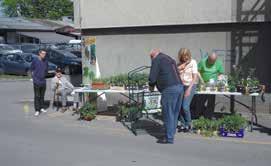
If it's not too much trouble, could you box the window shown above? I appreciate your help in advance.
[24,55,33,63]
[6,54,15,61]
[14,54,24,62]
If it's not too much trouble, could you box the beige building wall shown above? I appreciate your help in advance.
[74,0,232,29]
[74,0,270,29]
[95,32,229,77]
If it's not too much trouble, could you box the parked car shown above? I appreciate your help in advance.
[21,53,57,76]
[45,48,81,74]
[12,44,40,53]
[0,44,23,54]
[0,53,31,76]
[55,43,82,58]
[0,53,57,76]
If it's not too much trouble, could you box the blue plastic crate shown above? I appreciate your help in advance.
[219,128,244,138]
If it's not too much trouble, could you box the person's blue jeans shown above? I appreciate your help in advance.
[180,85,197,128]
[161,84,184,143]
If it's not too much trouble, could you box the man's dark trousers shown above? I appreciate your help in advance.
[33,83,46,112]
[161,84,184,143]
[196,94,216,119]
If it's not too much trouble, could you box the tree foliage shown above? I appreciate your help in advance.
[1,0,73,20]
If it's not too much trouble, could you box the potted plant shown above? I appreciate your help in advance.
[235,78,246,94]
[219,114,247,138]
[116,101,142,122]
[127,105,141,122]
[108,74,128,90]
[246,75,261,94]
[116,101,129,121]
[216,80,226,92]
[192,116,218,136]
[92,78,110,90]
[79,103,97,121]
[229,65,245,93]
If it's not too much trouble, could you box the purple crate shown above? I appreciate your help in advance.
[219,128,244,138]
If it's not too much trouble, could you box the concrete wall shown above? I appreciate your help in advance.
[95,32,229,77]
[74,0,270,29]
[75,0,232,28]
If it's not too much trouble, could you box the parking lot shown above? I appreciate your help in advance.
[0,43,81,76]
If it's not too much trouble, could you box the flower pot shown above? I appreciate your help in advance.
[236,85,246,94]
[218,87,226,92]
[219,128,244,138]
[92,82,109,90]
[83,116,95,121]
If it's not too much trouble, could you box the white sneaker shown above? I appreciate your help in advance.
[34,111,40,116]
[40,108,47,113]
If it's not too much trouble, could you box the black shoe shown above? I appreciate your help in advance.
[183,126,192,133]
[177,126,185,133]
[156,138,174,144]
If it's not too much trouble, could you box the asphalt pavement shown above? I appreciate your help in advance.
[0,79,271,166]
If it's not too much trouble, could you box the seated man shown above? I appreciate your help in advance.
[51,68,74,111]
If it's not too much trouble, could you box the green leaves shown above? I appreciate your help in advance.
[221,114,247,132]
[192,115,248,136]
[2,0,73,19]
[193,116,221,131]
[79,102,97,120]
[107,73,148,87]
[117,102,141,121]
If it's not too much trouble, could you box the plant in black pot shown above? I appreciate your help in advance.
[79,103,97,121]
[228,75,237,92]
[236,78,247,94]
[230,65,246,93]
[246,68,261,94]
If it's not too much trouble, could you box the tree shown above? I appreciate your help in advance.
[1,0,73,20]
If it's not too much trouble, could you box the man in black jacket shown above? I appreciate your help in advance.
[149,49,184,144]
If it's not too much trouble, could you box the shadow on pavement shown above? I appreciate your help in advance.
[253,124,271,136]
